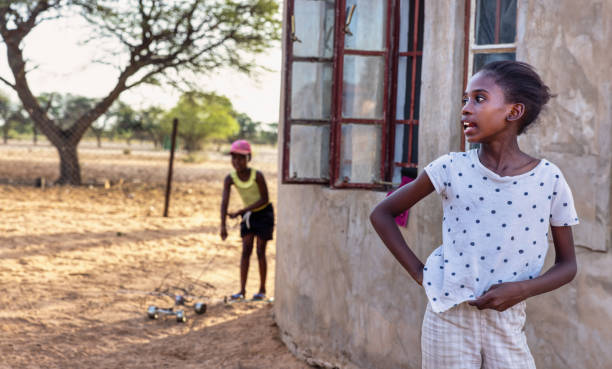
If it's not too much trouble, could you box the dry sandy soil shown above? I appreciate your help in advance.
[0,141,312,369]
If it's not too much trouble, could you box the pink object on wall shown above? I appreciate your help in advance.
[386,176,414,227]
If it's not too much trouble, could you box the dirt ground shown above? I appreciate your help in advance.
[0,141,311,369]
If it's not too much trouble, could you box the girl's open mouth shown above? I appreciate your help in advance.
[463,121,477,135]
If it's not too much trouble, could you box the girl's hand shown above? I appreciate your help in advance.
[468,281,527,311]
[220,226,228,240]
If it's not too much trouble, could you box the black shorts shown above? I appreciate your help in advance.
[240,203,274,241]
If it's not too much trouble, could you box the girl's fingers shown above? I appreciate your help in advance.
[468,296,489,309]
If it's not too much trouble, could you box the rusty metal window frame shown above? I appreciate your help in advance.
[282,0,425,189]
[387,0,424,185]
[282,0,333,184]
[462,0,517,151]
[332,0,393,189]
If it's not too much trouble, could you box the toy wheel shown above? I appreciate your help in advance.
[194,302,207,314]
[176,310,186,323]
[147,306,159,320]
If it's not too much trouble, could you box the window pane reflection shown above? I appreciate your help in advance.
[289,124,330,179]
[396,56,422,120]
[499,0,517,43]
[342,55,385,119]
[339,124,381,183]
[392,124,418,183]
[476,0,516,45]
[398,0,411,52]
[399,0,424,52]
[294,0,335,57]
[344,0,386,51]
[291,62,333,120]
[475,0,496,45]
[473,52,515,73]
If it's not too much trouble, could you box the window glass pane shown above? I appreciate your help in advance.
[396,57,408,120]
[475,0,496,45]
[473,52,515,73]
[398,0,411,52]
[410,123,419,165]
[392,124,418,183]
[289,124,330,179]
[400,0,424,52]
[499,0,517,44]
[339,124,381,183]
[342,55,385,119]
[396,56,422,120]
[413,56,422,120]
[291,61,333,120]
[344,0,387,51]
[416,0,425,51]
[294,0,335,57]
[392,124,406,183]
[392,165,418,185]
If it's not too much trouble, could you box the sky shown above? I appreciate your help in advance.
[0,12,282,123]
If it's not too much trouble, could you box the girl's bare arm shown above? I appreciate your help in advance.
[370,171,436,285]
[220,175,232,240]
[469,226,577,311]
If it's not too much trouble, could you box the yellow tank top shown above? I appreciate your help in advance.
[230,169,268,212]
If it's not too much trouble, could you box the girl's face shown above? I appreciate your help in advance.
[231,153,249,171]
[461,72,516,143]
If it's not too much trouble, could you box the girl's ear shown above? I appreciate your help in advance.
[506,103,525,122]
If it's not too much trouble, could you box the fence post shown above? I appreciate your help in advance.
[163,118,179,217]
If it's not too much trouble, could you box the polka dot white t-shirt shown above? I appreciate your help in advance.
[422,149,579,313]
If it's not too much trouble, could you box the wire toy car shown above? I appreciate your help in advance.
[147,292,207,323]
[144,269,213,323]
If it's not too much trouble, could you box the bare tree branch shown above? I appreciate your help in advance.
[0,75,16,90]
[0,0,281,184]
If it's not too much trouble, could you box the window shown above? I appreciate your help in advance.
[462,0,517,150]
[393,0,424,183]
[283,0,424,188]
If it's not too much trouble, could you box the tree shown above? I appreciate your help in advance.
[140,106,165,148]
[259,121,278,144]
[234,112,261,140]
[0,0,280,184]
[7,105,33,142]
[0,92,32,143]
[164,91,239,152]
[0,90,10,143]
[109,101,142,145]
[231,113,278,144]
[89,112,111,148]
[38,93,97,130]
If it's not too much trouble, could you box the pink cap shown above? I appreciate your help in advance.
[230,139,251,155]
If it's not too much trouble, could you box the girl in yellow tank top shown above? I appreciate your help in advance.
[220,140,274,301]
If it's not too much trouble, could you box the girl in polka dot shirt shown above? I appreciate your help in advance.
[370,61,578,368]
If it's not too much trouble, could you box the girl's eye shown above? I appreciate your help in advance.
[462,97,468,104]
[476,95,485,103]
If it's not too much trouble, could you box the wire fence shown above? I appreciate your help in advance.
[0,137,218,188]
[0,136,278,190]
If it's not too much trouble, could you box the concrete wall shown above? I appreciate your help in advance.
[275,0,612,368]
[516,1,612,368]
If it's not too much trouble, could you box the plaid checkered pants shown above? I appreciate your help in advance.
[421,301,536,369]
